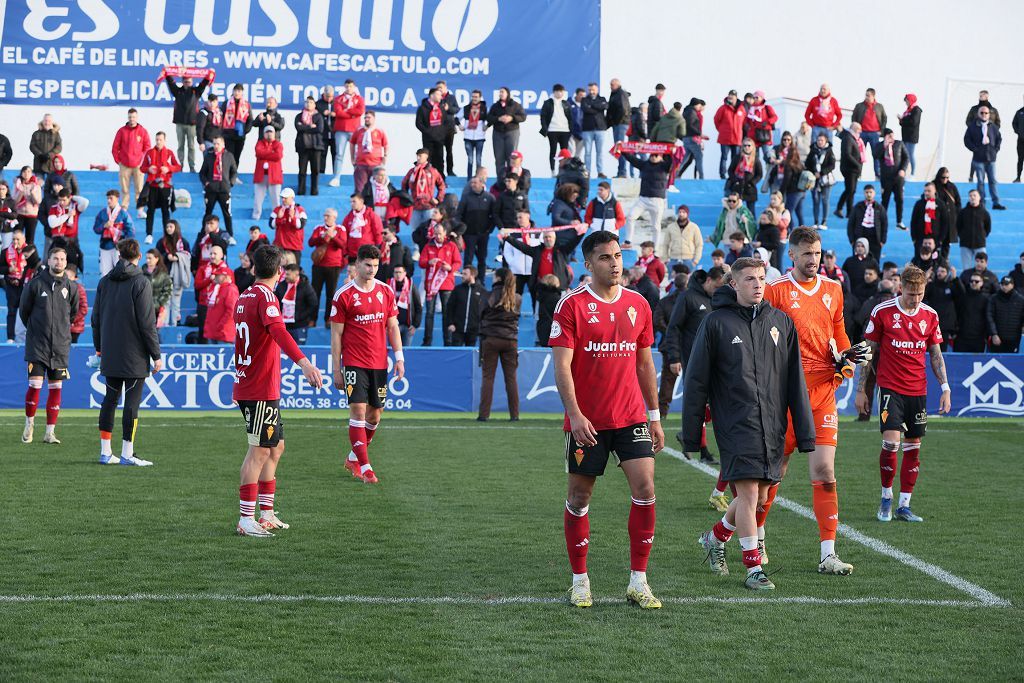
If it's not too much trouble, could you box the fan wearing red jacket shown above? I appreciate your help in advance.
[47,189,89,272]
[140,131,182,241]
[111,108,151,212]
[308,208,348,325]
[204,270,240,343]
[270,187,307,264]
[329,79,366,185]
[194,243,232,343]
[67,264,88,342]
[418,221,462,347]
[341,193,383,264]
[401,149,446,231]
[804,84,843,141]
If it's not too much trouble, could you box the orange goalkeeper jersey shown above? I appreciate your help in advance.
[765,273,851,384]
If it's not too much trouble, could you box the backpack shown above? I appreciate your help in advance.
[798,170,816,192]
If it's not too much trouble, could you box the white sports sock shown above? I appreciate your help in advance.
[712,486,725,496]
[25,416,34,425]
[739,536,761,575]
[821,539,835,561]
[721,517,736,532]
[360,463,373,474]
[347,451,357,462]
[757,526,765,541]
[121,440,133,459]
[881,486,893,500]
[44,424,55,437]
[100,438,112,456]
[629,570,647,586]
[898,492,912,508]
[572,572,589,584]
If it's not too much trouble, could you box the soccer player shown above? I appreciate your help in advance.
[20,246,78,445]
[856,265,950,523]
[686,258,814,590]
[549,230,665,609]
[234,245,324,537]
[330,244,405,484]
[763,226,868,575]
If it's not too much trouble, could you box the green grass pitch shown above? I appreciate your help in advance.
[1,410,1019,680]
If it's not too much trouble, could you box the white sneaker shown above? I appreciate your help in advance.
[137,208,147,219]
[98,453,120,465]
[237,516,274,537]
[144,235,153,245]
[43,431,61,445]
[568,579,592,608]
[667,185,680,193]
[818,553,854,575]
[21,418,33,444]
[228,236,237,246]
[119,455,153,466]
[251,213,261,221]
[259,510,290,530]
[328,177,341,187]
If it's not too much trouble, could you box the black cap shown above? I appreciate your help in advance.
[824,249,837,258]
[1001,276,1013,284]
[728,89,738,96]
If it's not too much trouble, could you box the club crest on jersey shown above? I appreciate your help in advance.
[822,293,833,310]
[353,293,362,306]
[627,306,637,326]
[266,305,280,317]
[770,326,779,346]
[266,426,274,441]
[574,448,585,465]
[881,409,889,423]
[892,313,901,329]
[588,302,598,313]
[376,291,384,304]
[918,320,928,334]
[790,289,799,299]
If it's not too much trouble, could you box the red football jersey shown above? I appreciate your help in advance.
[233,283,287,401]
[864,298,942,396]
[330,279,398,370]
[548,285,654,431]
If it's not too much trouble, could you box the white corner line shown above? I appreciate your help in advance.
[661,446,1012,608]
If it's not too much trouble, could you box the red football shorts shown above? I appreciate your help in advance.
[785,375,839,455]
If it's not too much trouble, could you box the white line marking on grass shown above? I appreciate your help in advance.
[0,593,1002,608]
[661,446,1012,608]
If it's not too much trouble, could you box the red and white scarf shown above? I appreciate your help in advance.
[856,136,866,163]
[361,127,376,152]
[389,278,410,309]
[885,142,894,166]
[349,209,367,239]
[923,199,937,235]
[372,180,389,207]
[105,205,124,242]
[411,164,433,202]
[339,92,357,113]
[466,103,482,129]
[213,151,223,181]
[429,102,442,127]
[281,281,297,323]
[425,241,448,300]
[736,154,753,176]
[157,66,215,83]
[637,253,656,270]
[301,109,314,126]
[6,245,25,280]
[223,97,250,128]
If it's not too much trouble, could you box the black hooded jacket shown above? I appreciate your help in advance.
[20,267,78,369]
[92,260,161,378]
[682,286,814,480]
[663,271,715,365]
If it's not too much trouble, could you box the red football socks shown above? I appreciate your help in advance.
[880,443,899,489]
[900,442,921,493]
[25,385,40,418]
[755,483,779,528]
[712,519,734,544]
[812,480,839,541]
[628,497,656,571]
[365,421,378,445]
[258,479,276,511]
[349,419,368,466]
[45,383,62,426]
[564,503,590,574]
[239,483,258,518]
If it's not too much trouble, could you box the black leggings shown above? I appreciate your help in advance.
[311,264,341,324]
[547,132,571,172]
[99,376,146,443]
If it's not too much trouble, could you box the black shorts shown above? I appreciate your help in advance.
[27,362,69,381]
[238,400,284,448]
[345,366,388,408]
[878,387,927,439]
[564,422,654,477]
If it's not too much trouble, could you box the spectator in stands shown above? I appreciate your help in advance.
[457,175,495,275]
[766,130,793,194]
[253,96,285,139]
[0,182,18,249]
[646,83,667,130]
[658,204,702,270]
[316,86,337,179]
[960,252,999,295]
[65,263,87,342]
[714,89,746,180]
[111,108,151,215]
[628,264,661,311]
[710,192,756,246]
[956,271,991,352]
[402,149,446,230]
[2,229,38,341]
[328,79,365,186]
[246,224,270,255]
[607,79,632,178]
[377,226,413,283]
[196,94,222,151]
[388,264,420,345]
[294,96,325,196]
[234,251,255,292]
[164,71,210,173]
[852,88,886,176]
[957,189,991,270]
[44,155,79,207]
[534,273,562,347]
[419,221,462,346]
[540,85,572,175]
[93,190,134,276]
[726,139,763,216]
[569,88,586,160]
[308,208,346,325]
[805,83,842,141]
[754,203,784,270]
[156,219,191,326]
[842,238,878,292]
[29,114,61,176]
[911,237,940,277]
[0,132,9,180]
[585,181,625,235]
[780,146,807,226]
[754,247,782,281]
[362,166,397,222]
[794,121,814,161]
[555,149,590,207]
[724,231,753,266]
[806,132,836,228]
[678,98,708,180]
[910,182,949,253]
[47,189,88,274]
[986,276,1024,353]
[652,269,684,408]
[350,112,388,193]
[487,87,526,171]
[1014,95,1024,183]
[444,266,484,346]
[649,101,686,147]
[834,122,864,219]
[273,263,316,344]
[745,90,778,165]
[933,167,961,259]
[628,103,648,178]
[199,137,237,242]
[435,81,461,178]
[342,193,383,264]
[141,132,182,244]
[416,87,450,176]
[579,82,609,179]
[477,268,520,421]
[220,84,253,173]
[92,239,161,465]
[502,224,585,297]
[201,270,238,344]
[852,262,882,315]
[194,242,231,344]
[663,265,725,419]
[497,151,532,196]
[13,168,42,249]
[874,128,909,229]
[622,150,672,247]
[1009,251,1024,290]
[191,214,228,277]
[898,94,922,176]
[638,241,666,287]
[547,182,581,248]
[493,173,529,230]
[270,187,307,265]
[925,262,962,351]
[966,90,1001,127]
[847,184,886,261]
[143,248,172,327]
[251,126,284,221]
[964,105,1006,210]
[710,249,727,272]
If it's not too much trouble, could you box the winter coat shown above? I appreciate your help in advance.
[649,109,686,143]
[955,288,990,348]
[623,153,672,199]
[805,145,836,185]
[631,276,661,312]
[682,286,815,477]
[0,133,12,170]
[966,101,1001,127]
[294,111,325,152]
[682,104,703,138]
[658,218,702,262]
[165,76,209,125]
[392,279,423,328]
[585,195,625,233]
[647,96,666,131]
[727,155,764,203]
[274,275,317,330]
[141,147,182,187]
[419,239,463,292]
[629,107,648,141]
[444,281,486,335]
[111,123,152,168]
[711,205,757,245]
[253,108,285,135]
[607,88,631,126]
[1013,106,1024,137]
[964,120,1001,163]
[847,200,888,246]
[874,140,910,179]
[925,276,964,339]
[960,268,999,296]
[504,229,584,291]
[837,129,864,174]
[497,165,532,196]
[957,203,991,250]
[852,101,888,132]
[935,181,962,241]
[253,139,284,185]
[29,125,62,174]
[307,224,347,268]
[744,102,778,146]
[986,290,1024,340]
[71,281,88,335]
[555,158,590,207]
[91,260,161,378]
[486,99,527,133]
[146,268,172,311]
[899,106,922,144]
[804,95,842,129]
[199,149,238,194]
[1010,264,1024,291]
[401,163,446,211]
[841,255,879,302]
[20,267,78,369]
[535,282,563,347]
[333,91,366,133]
[714,100,746,146]
[663,272,714,364]
[581,95,608,131]
[457,188,496,236]
[547,197,580,227]
[539,98,572,136]
[92,205,135,250]
[376,236,414,282]
[416,99,450,142]
[910,198,950,246]
[204,281,239,343]
[494,190,530,230]
[478,287,521,340]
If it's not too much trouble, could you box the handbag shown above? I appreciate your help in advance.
[822,171,837,187]
[799,170,816,192]
[754,127,772,145]
[311,244,328,265]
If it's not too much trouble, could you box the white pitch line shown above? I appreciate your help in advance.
[0,593,999,608]
[661,446,1012,608]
